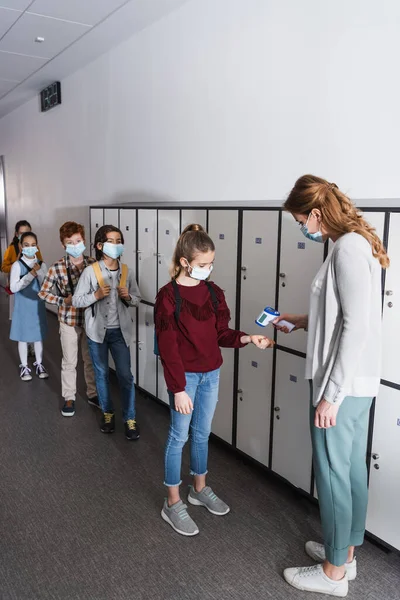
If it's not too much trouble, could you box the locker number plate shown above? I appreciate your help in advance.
[255,238,262,244]
[397,418,400,426]
[251,361,258,368]
[145,227,149,232]
[290,374,297,383]
[166,230,170,235]
[145,321,150,327]
[297,242,305,249]
[219,234,225,240]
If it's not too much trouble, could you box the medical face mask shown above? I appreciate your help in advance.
[22,246,38,258]
[103,242,124,259]
[300,213,325,244]
[66,241,86,259]
[187,262,214,281]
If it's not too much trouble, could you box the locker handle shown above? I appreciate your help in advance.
[138,341,144,345]
[372,453,380,460]
[274,407,280,412]
[279,272,286,278]
[241,267,247,271]
[237,389,243,394]
[385,290,393,296]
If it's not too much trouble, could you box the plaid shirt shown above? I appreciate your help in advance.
[39,255,95,327]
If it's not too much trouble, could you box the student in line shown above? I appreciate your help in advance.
[39,222,98,417]
[274,175,388,598]
[155,224,274,537]
[73,225,141,440]
[10,231,49,381]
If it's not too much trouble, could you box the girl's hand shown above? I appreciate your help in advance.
[32,263,40,272]
[314,399,339,429]
[118,286,130,300]
[174,391,194,415]
[95,285,111,300]
[273,313,308,333]
[249,335,275,350]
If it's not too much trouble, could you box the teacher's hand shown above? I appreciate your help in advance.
[314,399,339,429]
[273,313,308,333]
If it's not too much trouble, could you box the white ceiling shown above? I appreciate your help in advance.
[0,0,189,118]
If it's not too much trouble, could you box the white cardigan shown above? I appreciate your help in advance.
[306,232,382,407]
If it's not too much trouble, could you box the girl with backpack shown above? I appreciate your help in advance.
[72,225,141,440]
[9,231,49,381]
[155,224,274,536]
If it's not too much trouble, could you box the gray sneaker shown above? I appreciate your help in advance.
[188,485,230,516]
[161,500,199,536]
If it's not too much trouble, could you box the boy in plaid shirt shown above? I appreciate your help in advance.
[39,222,98,417]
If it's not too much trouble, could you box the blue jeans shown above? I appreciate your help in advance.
[164,369,220,487]
[87,328,135,421]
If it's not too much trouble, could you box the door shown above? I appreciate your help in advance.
[138,303,157,397]
[119,209,137,278]
[130,307,138,383]
[104,208,119,227]
[90,208,103,257]
[240,210,279,335]
[277,212,325,353]
[272,350,312,492]
[137,210,157,303]
[382,213,400,385]
[157,357,170,405]
[181,210,207,232]
[157,210,180,290]
[208,211,239,443]
[236,348,274,466]
[367,384,400,550]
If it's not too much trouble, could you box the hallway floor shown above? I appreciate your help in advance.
[0,292,399,600]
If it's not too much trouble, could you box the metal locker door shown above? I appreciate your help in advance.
[367,385,400,551]
[157,358,170,405]
[138,210,157,303]
[157,210,180,291]
[90,208,103,257]
[208,210,239,444]
[278,212,324,353]
[138,303,157,397]
[181,210,207,232]
[236,348,274,466]
[328,212,385,253]
[240,210,279,335]
[382,213,400,385]
[272,350,312,492]
[104,208,119,227]
[119,209,137,278]
[130,307,138,384]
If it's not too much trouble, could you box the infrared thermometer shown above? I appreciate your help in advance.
[255,307,296,332]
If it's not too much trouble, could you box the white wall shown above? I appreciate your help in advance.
[0,0,399,264]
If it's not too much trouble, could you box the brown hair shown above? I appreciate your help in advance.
[60,221,85,244]
[284,175,389,269]
[170,224,215,279]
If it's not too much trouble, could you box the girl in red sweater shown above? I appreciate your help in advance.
[155,224,274,536]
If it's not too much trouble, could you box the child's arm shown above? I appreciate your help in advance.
[127,272,141,307]
[10,261,35,293]
[72,266,98,308]
[155,286,186,394]
[38,265,66,306]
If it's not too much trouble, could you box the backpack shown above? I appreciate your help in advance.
[154,279,219,356]
[91,261,129,316]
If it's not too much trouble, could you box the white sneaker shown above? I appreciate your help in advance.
[283,564,348,597]
[34,362,49,379]
[305,541,357,581]
[19,365,32,382]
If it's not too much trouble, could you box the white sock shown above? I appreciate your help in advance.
[18,342,28,366]
[34,341,43,364]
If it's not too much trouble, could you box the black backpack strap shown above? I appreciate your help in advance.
[171,279,182,321]
[205,281,219,314]
[19,258,32,273]
[66,266,74,294]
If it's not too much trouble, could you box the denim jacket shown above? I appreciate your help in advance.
[72,260,141,346]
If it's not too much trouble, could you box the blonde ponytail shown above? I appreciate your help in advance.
[170,224,215,279]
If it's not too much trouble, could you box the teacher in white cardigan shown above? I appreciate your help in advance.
[275,175,389,598]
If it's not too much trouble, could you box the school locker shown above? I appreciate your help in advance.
[181,210,207,232]
[381,213,400,385]
[157,358,170,405]
[104,208,119,227]
[235,211,278,464]
[272,351,312,492]
[208,211,238,443]
[119,209,137,279]
[138,303,157,397]
[130,307,138,383]
[367,385,400,551]
[157,210,180,290]
[137,210,157,303]
[277,212,324,354]
[90,208,103,257]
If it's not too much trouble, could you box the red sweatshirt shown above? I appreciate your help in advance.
[155,280,248,393]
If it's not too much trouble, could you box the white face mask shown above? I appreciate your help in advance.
[186,262,213,281]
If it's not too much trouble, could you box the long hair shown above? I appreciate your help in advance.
[284,175,389,269]
[12,220,31,246]
[170,224,215,279]
[94,225,124,262]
